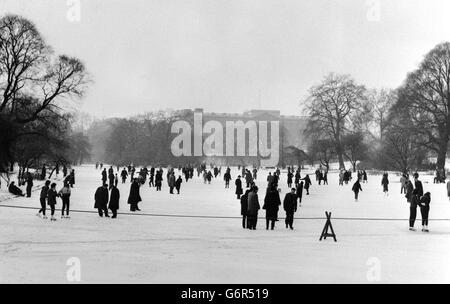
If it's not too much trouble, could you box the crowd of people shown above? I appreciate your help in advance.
[0,161,441,233]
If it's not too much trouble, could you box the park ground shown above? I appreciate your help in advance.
[1,165,450,283]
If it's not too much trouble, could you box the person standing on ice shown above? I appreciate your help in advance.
[296,181,304,206]
[301,175,312,195]
[175,175,183,194]
[58,182,71,219]
[26,171,33,198]
[127,178,142,212]
[37,180,50,219]
[287,170,293,188]
[419,192,431,232]
[263,184,281,230]
[352,179,362,202]
[283,188,298,230]
[413,173,423,197]
[224,170,231,188]
[247,186,260,230]
[108,170,115,190]
[381,173,389,196]
[400,174,407,194]
[102,168,107,185]
[108,184,120,219]
[240,188,250,229]
[235,175,243,199]
[408,189,420,231]
[94,183,109,217]
[168,172,176,194]
[47,183,58,221]
[121,168,128,184]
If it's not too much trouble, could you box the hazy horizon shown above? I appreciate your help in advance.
[2,0,450,119]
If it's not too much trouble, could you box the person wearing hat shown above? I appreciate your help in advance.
[247,186,260,230]
[283,188,298,230]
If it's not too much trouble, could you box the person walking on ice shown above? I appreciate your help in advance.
[37,180,50,219]
[58,182,71,219]
[109,184,120,219]
[419,192,431,232]
[381,173,389,196]
[352,179,362,202]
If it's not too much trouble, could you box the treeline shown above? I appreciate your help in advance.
[87,110,203,167]
[0,15,90,176]
[304,42,450,173]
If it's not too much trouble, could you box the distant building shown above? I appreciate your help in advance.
[182,108,309,167]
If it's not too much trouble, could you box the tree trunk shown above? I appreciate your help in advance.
[436,137,449,171]
[335,142,345,170]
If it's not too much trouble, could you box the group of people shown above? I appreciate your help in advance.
[37,179,72,221]
[405,173,431,232]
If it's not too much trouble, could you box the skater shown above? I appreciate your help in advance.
[419,192,431,232]
[235,176,243,199]
[413,173,423,197]
[128,178,142,212]
[263,184,281,230]
[155,170,163,191]
[283,188,298,230]
[38,180,50,218]
[26,172,33,197]
[175,175,183,194]
[247,186,260,230]
[109,184,120,219]
[296,181,304,206]
[47,183,58,221]
[58,182,71,219]
[102,168,107,184]
[69,169,75,188]
[121,168,128,184]
[94,183,109,217]
[240,188,250,229]
[224,170,232,188]
[400,174,407,194]
[108,171,115,190]
[352,179,362,202]
[63,165,68,177]
[168,172,176,194]
[114,173,119,187]
[408,189,420,231]
[381,173,389,196]
[287,171,293,188]
[8,181,24,196]
[301,175,312,195]
[323,171,328,185]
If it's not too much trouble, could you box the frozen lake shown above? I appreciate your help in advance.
[1,165,450,283]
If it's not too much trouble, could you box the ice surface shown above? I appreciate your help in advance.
[1,165,450,283]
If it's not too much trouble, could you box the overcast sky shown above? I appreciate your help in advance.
[1,0,450,118]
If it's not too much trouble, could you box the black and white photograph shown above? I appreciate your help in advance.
[1,0,450,289]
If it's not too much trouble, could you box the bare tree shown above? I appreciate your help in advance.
[303,73,367,170]
[308,138,335,172]
[0,15,89,171]
[395,42,450,171]
[342,132,368,172]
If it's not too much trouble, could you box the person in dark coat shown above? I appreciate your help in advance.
[301,175,312,195]
[69,169,75,188]
[409,189,420,231]
[175,176,183,194]
[108,184,120,219]
[240,189,250,229]
[247,186,260,230]
[47,183,58,221]
[8,181,24,196]
[108,171,115,190]
[102,168,107,184]
[94,183,109,217]
[419,192,431,232]
[127,178,142,212]
[263,185,281,230]
[168,173,176,194]
[62,165,68,177]
[121,168,128,184]
[413,173,423,197]
[235,176,243,199]
[224,171,232,188]
[287,171,293,188]
[352,180,362,202]
[37,180,50,218]
[26,172,33,197]
[155,171,163,191]
[381,173,389,196]
[296,181,304,206]
[283,188,298,230]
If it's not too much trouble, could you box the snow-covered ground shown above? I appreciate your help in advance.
[1,165,450,284]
